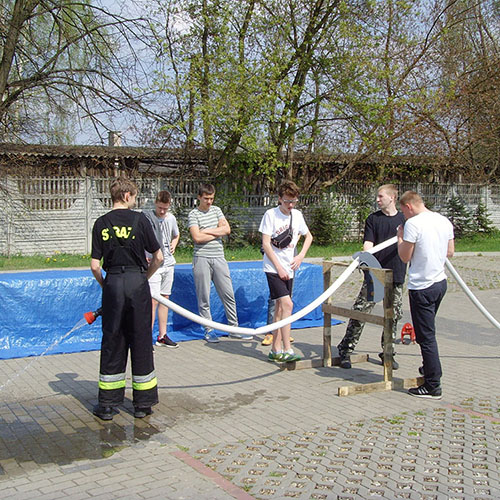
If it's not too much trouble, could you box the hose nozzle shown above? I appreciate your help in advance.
[84,307,102,325]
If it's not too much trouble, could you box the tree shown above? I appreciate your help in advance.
[0,0,164,143]
[146,0,500,185]
[413,0,500,181]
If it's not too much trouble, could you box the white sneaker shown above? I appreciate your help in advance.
[229,333,253,340]
[204,330,219,343]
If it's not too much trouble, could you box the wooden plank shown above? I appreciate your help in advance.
[338,381,392,396]
[279,358,325,371]
[393,376,425,389]
[323,265,333,366]
[337,376,425,396]
[381,269,394,382]
[322,261,350,273]
[322,304,385,326]
[279,354,369,371]
[331,353,368,366]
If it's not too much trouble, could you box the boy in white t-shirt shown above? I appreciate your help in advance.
[259,181,313,362]
[144,191,180,348]
[397,191,454,399]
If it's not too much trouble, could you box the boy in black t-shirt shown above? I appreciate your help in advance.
[337,184,407,369]
[90,177,163,420]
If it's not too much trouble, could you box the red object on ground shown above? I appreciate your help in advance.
[401,322,416,343]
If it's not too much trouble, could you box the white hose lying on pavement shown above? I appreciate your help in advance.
[153,235,500,335]
[152,236,397,336]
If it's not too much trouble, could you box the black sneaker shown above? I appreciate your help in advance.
[408,384,442,400]
[156,335,179,348]
[134,407,153,418]
[93,405,114,421]
[339,354,352,369]
[378,352,399,370]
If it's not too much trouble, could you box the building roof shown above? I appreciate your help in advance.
[0,143,207,161]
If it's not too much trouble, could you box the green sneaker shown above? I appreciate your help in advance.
[268,351,283,362]
[281,352,301,363]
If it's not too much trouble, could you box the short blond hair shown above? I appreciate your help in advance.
[400,190,423,206]
[378,184,398,199]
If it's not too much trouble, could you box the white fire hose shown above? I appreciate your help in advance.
[445,258,500,330]
[153,235,499,335]
[152,236,398,336]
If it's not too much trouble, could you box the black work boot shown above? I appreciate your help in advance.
[134,407,152,418]
[338,351,352,369]
[93,405,114,421]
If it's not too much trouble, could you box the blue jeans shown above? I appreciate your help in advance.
[409,279,447,391]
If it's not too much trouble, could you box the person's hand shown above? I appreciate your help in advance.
[277,265,290,281]
[291,255,303,271]
[397,224,404,238]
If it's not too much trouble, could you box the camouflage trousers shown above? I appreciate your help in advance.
[337,281,404,357]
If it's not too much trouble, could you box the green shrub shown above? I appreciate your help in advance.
[309,197,354,246]
[473,202,495,234]
[171,203,194,249]
[214,192,248,249]
[351,190,373,238]
[445,196,474,238]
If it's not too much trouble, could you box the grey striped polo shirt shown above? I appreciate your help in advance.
[188,205,226,258]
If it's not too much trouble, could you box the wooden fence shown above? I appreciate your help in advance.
[0,176,499,256]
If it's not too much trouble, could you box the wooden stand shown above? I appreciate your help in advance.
[282,261,423,396]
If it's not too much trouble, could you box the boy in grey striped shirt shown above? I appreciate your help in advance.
[188,183,251,343]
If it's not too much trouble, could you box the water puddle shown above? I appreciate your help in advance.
[0,318,88,392]
[0,401,170,475]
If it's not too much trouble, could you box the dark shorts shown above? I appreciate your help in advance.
[266,272,294,300]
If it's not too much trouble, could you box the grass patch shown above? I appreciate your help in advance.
[454,231,500,252]
[0,252,92,271]
[1,232,498,271]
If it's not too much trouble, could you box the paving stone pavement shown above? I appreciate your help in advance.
[0,253,499,499]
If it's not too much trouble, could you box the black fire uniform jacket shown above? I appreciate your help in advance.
[91,209,160,408]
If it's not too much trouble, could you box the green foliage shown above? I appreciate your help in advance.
[445,197,495,238]
[0,253,91,270]
[1,0,119,141]
[445,196,474,238]
[214,190,248,249]
[473,202,495,234]
[455,230,500,252]
[171,203,194,250]
[350,190,374,236]
[309,197,354,246]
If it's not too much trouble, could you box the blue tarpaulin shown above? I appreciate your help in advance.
[0,262,341,359]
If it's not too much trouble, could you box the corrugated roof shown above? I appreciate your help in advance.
[0,142,448,167]
[0,143,208,161]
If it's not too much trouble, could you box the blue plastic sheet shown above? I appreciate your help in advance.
[0,262,341,359]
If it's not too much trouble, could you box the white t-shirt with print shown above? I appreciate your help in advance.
[259,207,309,278]
[403,210,454,290]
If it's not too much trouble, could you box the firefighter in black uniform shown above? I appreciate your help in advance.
[90,177,163,420]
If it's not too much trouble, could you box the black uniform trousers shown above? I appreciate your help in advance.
[98,269,158,408]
